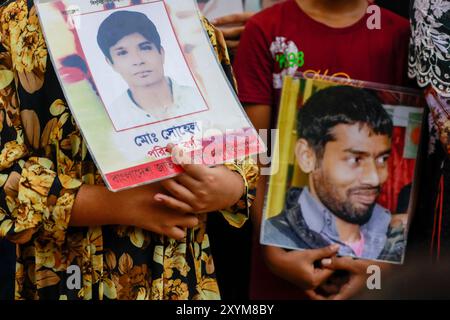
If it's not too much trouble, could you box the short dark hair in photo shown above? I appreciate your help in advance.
[97,10,162,62]
[297,85,393,157]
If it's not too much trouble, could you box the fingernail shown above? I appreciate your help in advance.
[331,244,340,251]
[322,258,332,266]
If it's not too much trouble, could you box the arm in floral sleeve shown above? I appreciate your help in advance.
[221,158,259,228]
[155,19,260,227]
[0,1,81,245]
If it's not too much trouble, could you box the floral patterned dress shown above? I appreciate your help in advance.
[0,0,258,300]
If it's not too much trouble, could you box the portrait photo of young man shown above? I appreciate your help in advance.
[262,86,406,263]
[87,8,207,131]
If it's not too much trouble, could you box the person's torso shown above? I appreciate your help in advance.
[247,0,410,111]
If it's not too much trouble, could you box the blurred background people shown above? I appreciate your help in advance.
[0,240,14,300]
[197,0,244,20]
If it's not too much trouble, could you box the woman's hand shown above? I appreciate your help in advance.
[154,162,245,214]
[319,256,392,300]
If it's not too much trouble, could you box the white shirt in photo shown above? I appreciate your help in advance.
[108,77,206,131]
[197,0,244,20]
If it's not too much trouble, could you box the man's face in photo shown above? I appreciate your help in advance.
[108,32,165,89]
[310,123,391,225]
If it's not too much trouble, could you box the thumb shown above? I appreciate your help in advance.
[329,276,364,300]
[305,289,329,301]
[308,244,340,260]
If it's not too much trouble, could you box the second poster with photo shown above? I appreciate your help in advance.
[261,75,425,264]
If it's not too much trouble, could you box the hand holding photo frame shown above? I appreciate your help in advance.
[261,74,425,264]
[35,0,264,191]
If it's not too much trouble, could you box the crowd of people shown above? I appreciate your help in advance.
[0,0,449,300]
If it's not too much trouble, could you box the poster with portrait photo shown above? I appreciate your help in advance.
[260,75,425,264]
[35,0,263,191]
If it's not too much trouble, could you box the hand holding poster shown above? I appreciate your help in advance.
[261,74,425,264]
[34,0,263,191]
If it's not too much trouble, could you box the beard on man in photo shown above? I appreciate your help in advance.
[312,167,380,226]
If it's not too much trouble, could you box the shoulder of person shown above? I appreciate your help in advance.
[265,188,302,232]
[373,203,393,221]
[171,80,205,109]
[0,0,19,9]
[383,219,407,260]
[263,214,299,247]
[366,203,393,235]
